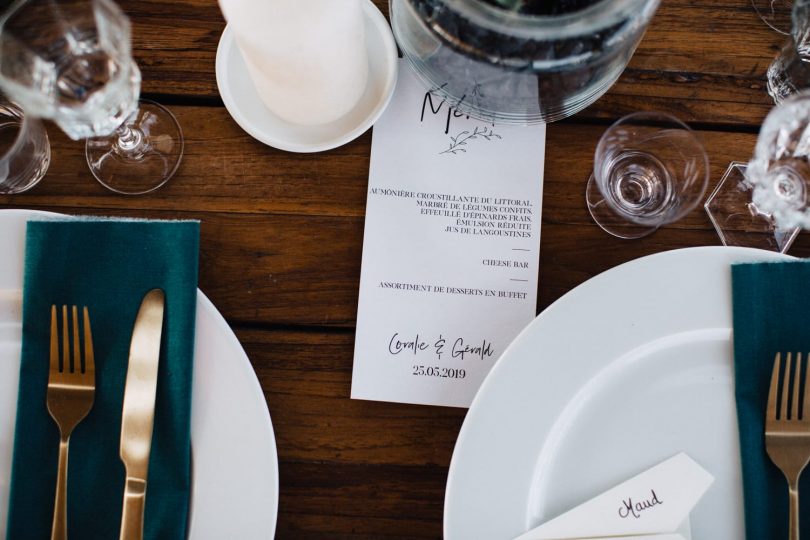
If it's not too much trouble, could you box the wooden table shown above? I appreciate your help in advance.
[1,1,805,537]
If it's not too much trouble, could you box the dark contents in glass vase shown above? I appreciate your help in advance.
[404,0,643,121]
[482,0,603,15]
[411,0,619,68]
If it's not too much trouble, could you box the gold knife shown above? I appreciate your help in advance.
[119,289,165,540]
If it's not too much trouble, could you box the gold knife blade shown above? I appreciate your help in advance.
[119,289,165,540]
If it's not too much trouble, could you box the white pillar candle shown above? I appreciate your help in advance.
[219,0,369,126]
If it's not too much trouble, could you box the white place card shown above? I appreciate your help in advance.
[514,453,715,540]
[351,61,546,407]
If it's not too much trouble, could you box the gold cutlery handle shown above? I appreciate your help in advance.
[790,483,799,540]
[51,437,69,540]
[119,477,146,540]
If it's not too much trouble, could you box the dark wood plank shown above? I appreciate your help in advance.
[589,0,781,124]
[243,328,465,465]
[5,108,803,327]
[0,109,759,222]
[277,461,447,539]
[240,327,459,538]
[125,0,784,125]
[1,109,372,217]
[0,205,366,327]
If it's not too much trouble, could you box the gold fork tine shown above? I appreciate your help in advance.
[61,305,69,373]
[50,306,59,373]
[768,352,781,423]
[83,307,93,375]
[793,353,802,420]
[802,354,810,423]
[71,306,80,374]
[783,352,793,421]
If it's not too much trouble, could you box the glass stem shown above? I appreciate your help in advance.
[115,122,144,154]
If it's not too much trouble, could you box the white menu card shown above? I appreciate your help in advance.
[352,61,546,408]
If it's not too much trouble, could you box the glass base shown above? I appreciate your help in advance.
[752,0,792,35]
[85,99,183,195]
[704,162,800,253]
[586,173,658,239]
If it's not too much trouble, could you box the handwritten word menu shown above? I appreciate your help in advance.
[351,62,546,407]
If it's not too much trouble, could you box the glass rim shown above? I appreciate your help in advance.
[595,111,702,168]
[438,0,661,40]
[0,98,39,163]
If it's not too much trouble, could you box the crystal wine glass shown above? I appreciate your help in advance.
[704,93,810,253]
[0,0,183,195]
[753,0,793,35]
[768,0,810,104]
[749,92,810,229]
[586,112,710,239]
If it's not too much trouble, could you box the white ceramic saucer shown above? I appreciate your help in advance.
[215,0,398,153]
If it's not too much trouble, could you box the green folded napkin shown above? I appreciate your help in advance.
[6,219,199,540]
[733,260,810,539]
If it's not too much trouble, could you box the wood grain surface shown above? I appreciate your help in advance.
[1,1,806,538]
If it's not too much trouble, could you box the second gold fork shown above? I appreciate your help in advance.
[766,351,810,540]
[46,305,96,540]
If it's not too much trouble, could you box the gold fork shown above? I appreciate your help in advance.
[766,352,810,540]
[46,305,95,540]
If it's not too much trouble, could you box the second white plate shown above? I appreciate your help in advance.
[444,246,791,540]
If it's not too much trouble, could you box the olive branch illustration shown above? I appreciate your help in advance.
[439,125,502,155]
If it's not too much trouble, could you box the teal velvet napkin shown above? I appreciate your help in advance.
[733,260,810,539]
[6,219,199,540]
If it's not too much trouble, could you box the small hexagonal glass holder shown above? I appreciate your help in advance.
[705,162,800,253]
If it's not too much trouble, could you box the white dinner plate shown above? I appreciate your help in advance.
[444,246,792,540]
[0,209,278,539]
[215,0,398,153]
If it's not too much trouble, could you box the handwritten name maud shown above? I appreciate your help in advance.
[618,489,663,519]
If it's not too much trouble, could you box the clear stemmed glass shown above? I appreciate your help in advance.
[704,93,810,253]
[753,0,793,35]
[768,0,810,104]
[0,0,183,195]
[749,92,810,229]
[586,112,710,239]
